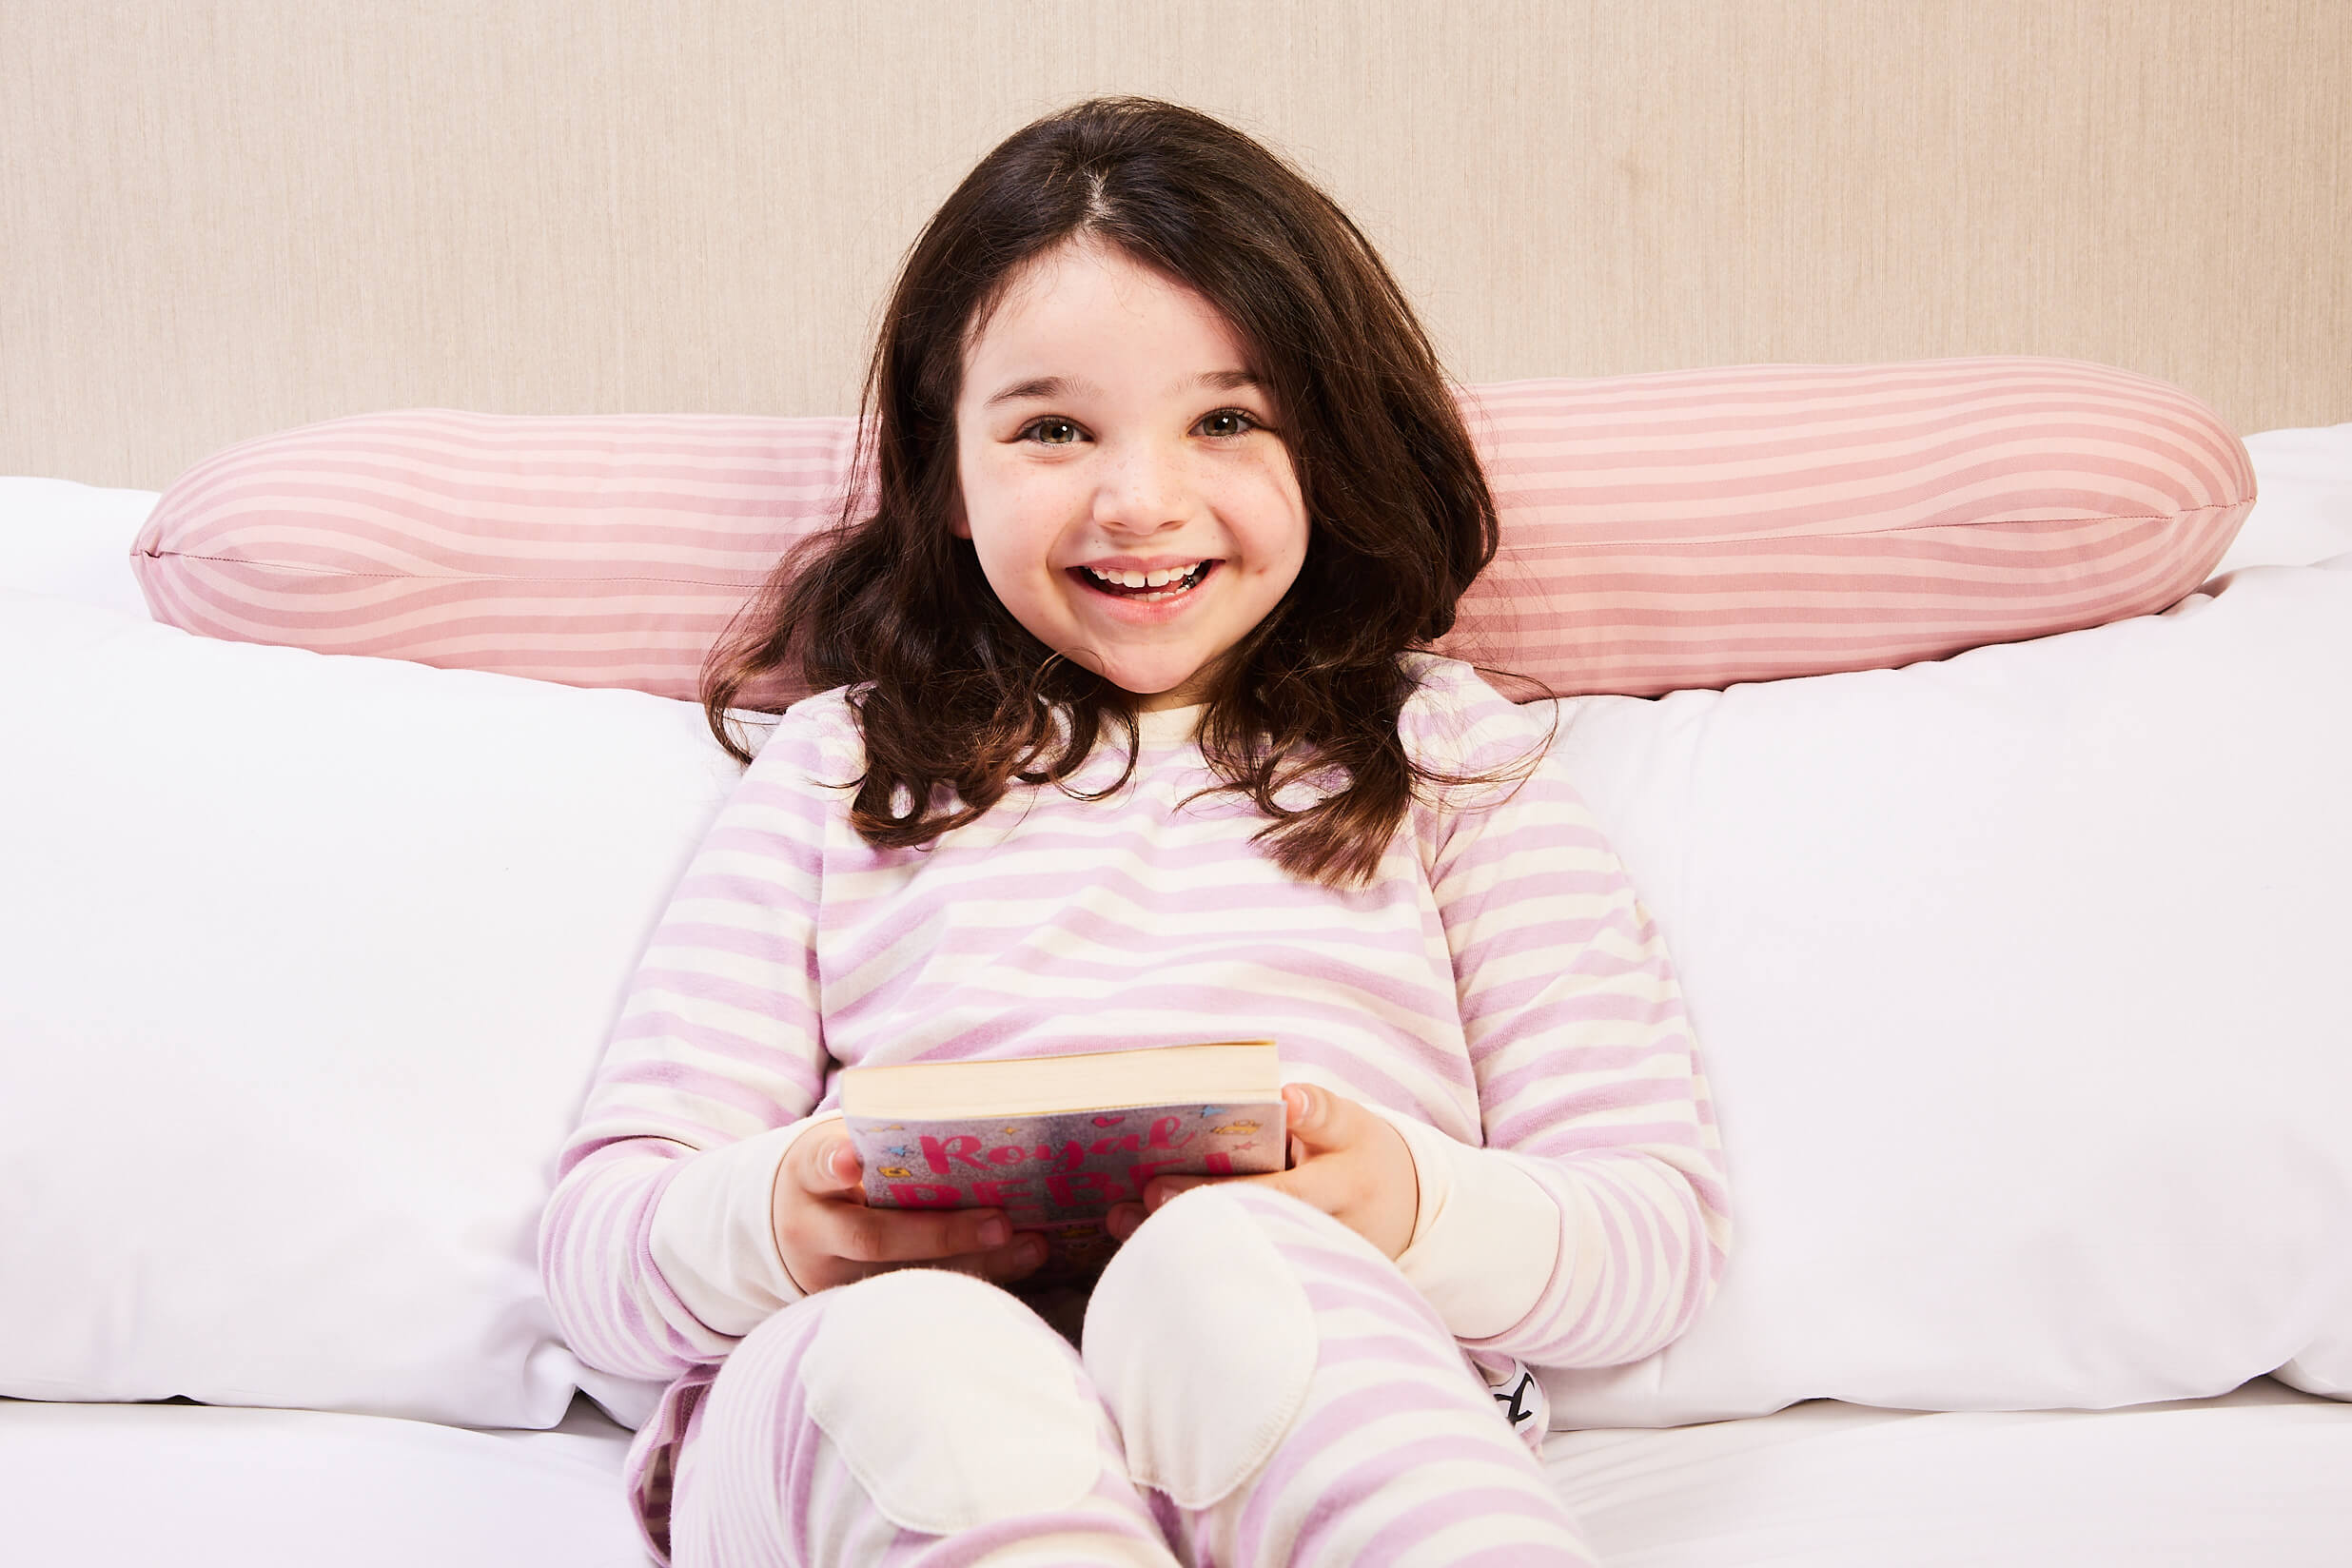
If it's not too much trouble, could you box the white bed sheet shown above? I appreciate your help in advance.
[8,1382,2344,1567]
[0,1394,645,1567]
[1543,1379,2352,1567]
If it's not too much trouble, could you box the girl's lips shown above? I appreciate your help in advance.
[1067,559,1220,620]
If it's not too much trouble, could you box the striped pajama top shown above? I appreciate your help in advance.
[539,652,1732,1552]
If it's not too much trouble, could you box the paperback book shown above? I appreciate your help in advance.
[838,1039,1287,1286]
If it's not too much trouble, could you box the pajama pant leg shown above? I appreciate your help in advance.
[1082,1185,1596,1568]
[668,1267,1182,1568]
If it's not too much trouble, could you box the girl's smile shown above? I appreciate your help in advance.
[1070,558,1216,613]
[952,238,1308,710]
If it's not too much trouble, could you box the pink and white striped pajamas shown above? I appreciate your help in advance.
[540,655,1730,1566]
[671,1187,1590,1566]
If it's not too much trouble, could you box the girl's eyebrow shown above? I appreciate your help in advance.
[983,368,1262,408]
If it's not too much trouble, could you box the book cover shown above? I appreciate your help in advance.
[844,1099,1288,1284]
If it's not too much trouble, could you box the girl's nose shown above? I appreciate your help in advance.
[1092,438,1190,535]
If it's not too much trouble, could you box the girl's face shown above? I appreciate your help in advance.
[952,238,1308,710]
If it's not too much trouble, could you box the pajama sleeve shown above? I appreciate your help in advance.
[1399,665,1732,1368]
[538,700,847,1380]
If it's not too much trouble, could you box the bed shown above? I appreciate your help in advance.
[1,1378,2346,1566]
[4,413,2348,1565]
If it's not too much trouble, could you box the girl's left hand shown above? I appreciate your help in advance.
[1107,1084,1420,1259]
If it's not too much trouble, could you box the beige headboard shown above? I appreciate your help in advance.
[5,0,2346,491]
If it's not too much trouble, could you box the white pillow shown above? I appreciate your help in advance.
[0,593,735,1428]
[2211,423,2352,574]
[0,477,160,617]
[1540,558,2352,1424]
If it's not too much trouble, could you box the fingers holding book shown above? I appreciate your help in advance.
[1140,1084,1420,1260]
[771,1128,1049,1293]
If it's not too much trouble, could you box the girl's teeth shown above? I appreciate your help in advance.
[1088,564,1200,590]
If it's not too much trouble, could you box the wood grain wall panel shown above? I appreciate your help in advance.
[3,0,2344,488]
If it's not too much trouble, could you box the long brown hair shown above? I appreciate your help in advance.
[704,96,1519,887]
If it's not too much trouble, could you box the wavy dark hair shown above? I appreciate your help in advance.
[703,95,1521,887]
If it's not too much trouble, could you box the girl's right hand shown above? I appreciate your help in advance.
[770,1129,1049,1294]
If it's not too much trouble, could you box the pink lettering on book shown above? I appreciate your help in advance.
[886,1183,964,1207]
[920,1134,990,1174]
[851,1097,1285,1230]
[970,1178,1033,1206]
[905,1115,1208,1180]
[1125,1157,1189,1190]
[1046,1170,1130,1206]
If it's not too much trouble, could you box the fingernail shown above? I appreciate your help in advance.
[1019,1238,1048,1266]
[1107,1210,1135,1241]
[980,1217,1009,1247]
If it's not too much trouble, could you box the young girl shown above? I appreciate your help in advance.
[542,96,1729,1568]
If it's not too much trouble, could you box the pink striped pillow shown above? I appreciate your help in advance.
[131,359,2252,703]
[1445,360,2252,696]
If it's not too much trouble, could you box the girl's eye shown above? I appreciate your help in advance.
[1199,409,1260,439]
[1023,418,1083,446]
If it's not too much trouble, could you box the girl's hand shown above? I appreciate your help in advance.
[1108,1084,1420,1259]
[771,1129,1049,1294]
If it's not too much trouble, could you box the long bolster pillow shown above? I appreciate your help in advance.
[130,357,2252,702]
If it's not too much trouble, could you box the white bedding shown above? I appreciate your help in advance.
[0,475,159,617]
[0,1395,643,1567]
[1544,1380,2352,1567]
[7,1382,2344,1567]
[4,426,2348,1565]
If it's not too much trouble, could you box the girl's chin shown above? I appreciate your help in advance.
[1049,624,1213,696]
[1108,670,1210,708]
[1064,653,1214,707]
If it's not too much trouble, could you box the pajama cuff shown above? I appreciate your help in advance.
[649,1110,842,1339]
[1364,1107,1562,1341]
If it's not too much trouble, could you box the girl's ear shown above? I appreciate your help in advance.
[947,488,972,540]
